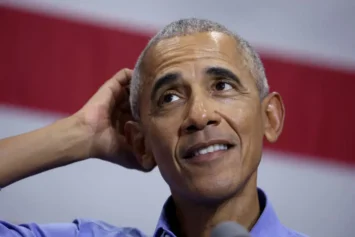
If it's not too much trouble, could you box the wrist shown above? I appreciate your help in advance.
[55,115,95,161]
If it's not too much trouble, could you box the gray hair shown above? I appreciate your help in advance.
[130,18,269,120]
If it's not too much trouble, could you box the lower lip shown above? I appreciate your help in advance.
[183,148,232,164]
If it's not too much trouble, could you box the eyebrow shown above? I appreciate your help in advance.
[150,66,244,101]
[151,72,181,101]
[205,66,243,87]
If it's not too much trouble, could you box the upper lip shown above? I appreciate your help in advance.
[182,139,233,158]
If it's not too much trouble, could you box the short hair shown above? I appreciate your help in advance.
[130,18,269,120]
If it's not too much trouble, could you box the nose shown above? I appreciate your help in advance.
[180,95,221,134]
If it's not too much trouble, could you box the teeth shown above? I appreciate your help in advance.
[194,144,228,157]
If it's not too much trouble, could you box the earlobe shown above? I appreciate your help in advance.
[124,121,156,171]
[140,153,157,171]
[263,92,285,143]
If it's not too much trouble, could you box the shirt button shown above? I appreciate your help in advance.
[164,234,170,237]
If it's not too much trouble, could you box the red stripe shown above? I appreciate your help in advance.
[1,6,354,165]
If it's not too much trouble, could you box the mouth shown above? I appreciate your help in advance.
[183,141,234,160]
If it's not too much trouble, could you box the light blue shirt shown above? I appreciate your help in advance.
[0,188,308,237]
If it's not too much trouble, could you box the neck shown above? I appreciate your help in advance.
[172,172,259,237]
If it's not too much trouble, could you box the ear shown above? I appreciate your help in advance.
[124,121,156,171]
[262,92,285,143]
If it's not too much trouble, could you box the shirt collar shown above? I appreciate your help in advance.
[153,188,284,237]
[153,195,176,237]
[250,188,284,236]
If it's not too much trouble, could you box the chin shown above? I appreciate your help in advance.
[186,178,243,204]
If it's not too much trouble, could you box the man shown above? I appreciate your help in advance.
[0,18,307,237]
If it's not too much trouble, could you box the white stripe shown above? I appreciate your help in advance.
[1,0,355,71]
[0,105,354,237]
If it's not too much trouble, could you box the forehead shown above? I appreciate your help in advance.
[142,32,247,80]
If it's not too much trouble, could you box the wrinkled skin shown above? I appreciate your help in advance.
[126,32,284,205]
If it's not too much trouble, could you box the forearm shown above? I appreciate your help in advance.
[0,115,92,187]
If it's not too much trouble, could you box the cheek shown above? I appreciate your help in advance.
[146,117,180,163]
[218,100,262,134]
[146,118,184,186]
[237,105,263,146]
[237,106,262,135]
[234,104,264,171]
[217,100,263,159]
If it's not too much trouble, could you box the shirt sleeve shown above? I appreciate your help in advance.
[0,220,79,237]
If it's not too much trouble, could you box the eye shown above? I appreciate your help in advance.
[214,81,233,91]
[161,93,180,104]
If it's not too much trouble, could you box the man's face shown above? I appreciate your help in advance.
[138,32,267,202]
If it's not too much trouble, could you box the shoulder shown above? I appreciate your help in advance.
[0,219,147,237]
[73,219,148,237]
[281,226,309,237]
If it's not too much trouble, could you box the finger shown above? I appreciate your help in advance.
[107,68,133,86]
[119,97,131,112]
[87,69,132,106]
[110,68,133,87]
[104,68,133,99]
